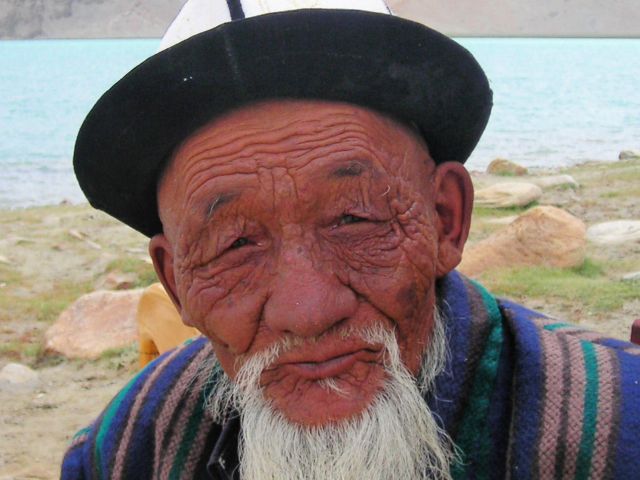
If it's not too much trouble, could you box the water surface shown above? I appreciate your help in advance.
[1,37,639,207]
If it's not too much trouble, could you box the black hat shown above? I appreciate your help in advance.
[74,3,492,237]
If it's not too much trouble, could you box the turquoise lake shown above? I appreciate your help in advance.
[1,37,639,208]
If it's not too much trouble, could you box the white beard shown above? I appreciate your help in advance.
[206,312,454,480]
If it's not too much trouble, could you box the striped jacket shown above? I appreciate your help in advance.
[61,271,640,479]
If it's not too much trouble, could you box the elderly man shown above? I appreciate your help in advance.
[62,1,640,479]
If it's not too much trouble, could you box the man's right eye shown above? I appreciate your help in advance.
[229,237,250,249]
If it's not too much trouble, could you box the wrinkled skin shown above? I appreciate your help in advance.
[150,100,473,426]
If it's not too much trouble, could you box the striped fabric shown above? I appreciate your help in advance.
[61,270,640,479]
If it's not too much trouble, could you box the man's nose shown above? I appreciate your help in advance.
[263,247,358,338]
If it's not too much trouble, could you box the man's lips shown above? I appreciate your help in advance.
[271,347,383,380]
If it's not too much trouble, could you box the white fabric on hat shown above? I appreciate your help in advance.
[159,0,391,51]
[159,0,231,51]
[241,0,389,18]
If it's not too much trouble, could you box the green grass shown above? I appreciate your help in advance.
[600,168,640,183]
[566,162,640,188]
[0,280,94,324]
[105,257,158,288]
[34,281,94,323]
[482,259,638,312]
[98,343,138,371]
[573,258,604,277]
[472,203,536,218]
[552,182,579,191]
[0,263,22,285]
[0,340,44,364]
[0,341,37,356]
[599,187,640,199]
[99,344,134,360]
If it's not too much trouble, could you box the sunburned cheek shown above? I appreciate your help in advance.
[395,283,419,317]
[341,238,403,271]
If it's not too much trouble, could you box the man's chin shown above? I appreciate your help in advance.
[206,315,454,480]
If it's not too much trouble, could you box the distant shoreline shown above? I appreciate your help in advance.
[3,35,640,41]
[3,0,640,40]
[0,34,640,43]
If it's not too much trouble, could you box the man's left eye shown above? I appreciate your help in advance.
[338,214,367,226]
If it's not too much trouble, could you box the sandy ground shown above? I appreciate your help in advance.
[0,157,638,478]
[0,360,134,479]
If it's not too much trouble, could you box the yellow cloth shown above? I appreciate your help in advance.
[137,283,200,368]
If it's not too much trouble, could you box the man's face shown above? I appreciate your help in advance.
[152,100,470,426]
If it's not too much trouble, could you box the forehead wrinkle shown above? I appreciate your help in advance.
[170,101,394,167]
[205,192,238,221]
[181,115,353,163]
[178,109,382,169]
[178,127,382,193]
[179,163,257,215]
[286,140,385,181]
[330,159,370,179]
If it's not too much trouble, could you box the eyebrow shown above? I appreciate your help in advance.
[329,160,369,179]
[205,192,237,220]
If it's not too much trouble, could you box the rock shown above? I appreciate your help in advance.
[531,174,579,190]
[622,271,640,282]
[486,158,528,176]
[68,229,86,240]
[619,150,640,160]
[475,182,542,208]
[8,235,33,245]
[459,206,587,277]
[42,215,60,226]
[0,254,11,265]
[587,220,640,245]
[96,271,139,290]
[85,239,102,250]
[0,363,40,392]
[45,289,143,359]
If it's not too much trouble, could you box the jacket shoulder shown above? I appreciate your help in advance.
[498,298,640,479]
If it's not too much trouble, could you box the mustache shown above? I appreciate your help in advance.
[234,324,398,382]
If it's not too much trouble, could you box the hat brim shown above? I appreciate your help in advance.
[74,9,492,237]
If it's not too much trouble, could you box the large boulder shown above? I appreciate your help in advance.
[475,182,542,208]
[530,174,578,190]
[95,271,139,290]
[587,220,640,245]
[0,362,40,392]
[622,271,640,282]
[45,289,143,359]
[459,206,587,277]
[486,158,528,176]
[619,150,640,160]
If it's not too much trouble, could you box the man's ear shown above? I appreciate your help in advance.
[149,233,182,311]
[433,161,474,277]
